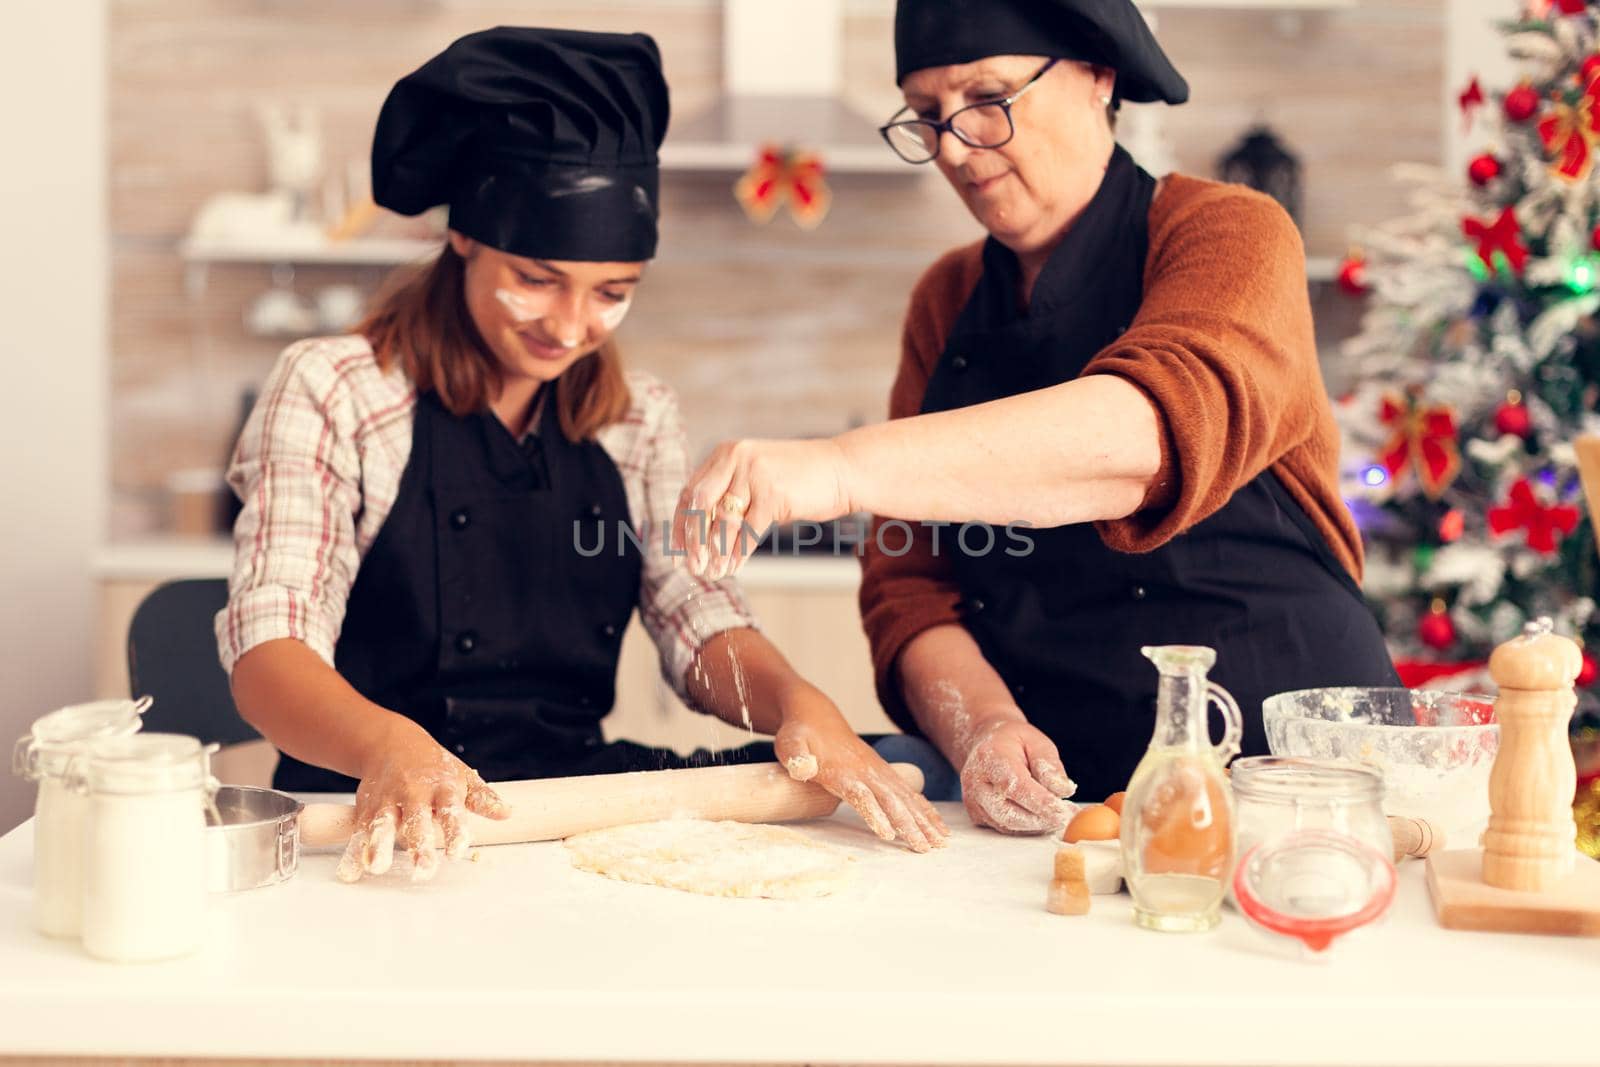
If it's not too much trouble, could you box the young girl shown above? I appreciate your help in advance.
[217,27,945,882]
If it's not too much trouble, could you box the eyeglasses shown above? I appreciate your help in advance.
[880,59,1059,164]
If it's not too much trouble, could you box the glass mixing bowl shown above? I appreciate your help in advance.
[1261,687,1499,848]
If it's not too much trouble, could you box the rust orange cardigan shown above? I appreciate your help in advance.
[857,174,1362,728]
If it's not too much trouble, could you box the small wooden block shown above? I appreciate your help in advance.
[1053,846,1086,883]
[1046,879,1091,916]
[1426,848,1600,937]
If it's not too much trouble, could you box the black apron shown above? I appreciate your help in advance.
[919,147,1398,802]
[274,389,771,793]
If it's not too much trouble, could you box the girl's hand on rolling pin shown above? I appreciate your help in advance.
[774,684,948,852]
[335,720,511,884]
[959,717,1078,835]
[674,438,856,580]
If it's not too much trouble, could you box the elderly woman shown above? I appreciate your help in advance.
[677,0,1399,833]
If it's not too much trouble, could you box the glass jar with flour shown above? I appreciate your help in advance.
[12,697,148,937]
[68,733,219,963]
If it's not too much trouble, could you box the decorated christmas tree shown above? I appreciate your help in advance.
[1335,0,1600,854]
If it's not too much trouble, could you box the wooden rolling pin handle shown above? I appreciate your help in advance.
[1389,814,1444,862]
[298,761,926,849]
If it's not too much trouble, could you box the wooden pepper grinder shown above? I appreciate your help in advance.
[1426,617,1600,936]
[1482,618,1580,890]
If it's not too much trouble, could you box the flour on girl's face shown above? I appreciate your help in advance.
[493,287,634,335]
[494,287,552,323]
[596,293,633,332]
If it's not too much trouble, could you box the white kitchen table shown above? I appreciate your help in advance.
[0,802,1593,1067]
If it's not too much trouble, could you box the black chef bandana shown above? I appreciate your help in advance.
[372,26,670,262]
[893,0,1188,106]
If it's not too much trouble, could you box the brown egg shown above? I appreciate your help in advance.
[1063,804,1121,843]
[1104,791,1127,815]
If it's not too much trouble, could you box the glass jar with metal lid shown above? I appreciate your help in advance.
[11,697,148,937]
[68,732,219,963]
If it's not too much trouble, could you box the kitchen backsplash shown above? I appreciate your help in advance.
[109,0,1440,536]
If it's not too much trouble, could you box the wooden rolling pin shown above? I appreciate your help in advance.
[298,761,925,848]
[1389,814,1444,862]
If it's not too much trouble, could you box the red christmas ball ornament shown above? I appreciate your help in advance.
[1468,153,1501,187]
[1336,254,1370,297]
[1579,651,1598,688]
[1592,222,1600,253]
[1583,54,1600,85]
[1503,83,1541,123]
[1419,603,1457,651]
[1439,508,1465,543]
[1494,397,1532,437]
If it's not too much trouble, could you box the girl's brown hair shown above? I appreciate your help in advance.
[357,245,631,440]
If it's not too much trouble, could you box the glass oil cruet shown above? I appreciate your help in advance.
[1120,645,1244,932]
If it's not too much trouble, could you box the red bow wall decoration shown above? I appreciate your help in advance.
[1487,477,1580,553]
[1462,206,1529,276]
[734,145,832,229]
[1531,0,1589,15]
[1378,393,1461,499]
[1538,77,1600,180]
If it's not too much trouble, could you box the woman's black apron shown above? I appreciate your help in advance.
[273,390,771,793]
[918,146,1398,802]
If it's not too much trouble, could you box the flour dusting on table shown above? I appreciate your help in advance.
[563,820,853,899]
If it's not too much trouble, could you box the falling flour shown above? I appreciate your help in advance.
[726,639,753,732]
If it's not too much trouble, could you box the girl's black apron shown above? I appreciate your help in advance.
[274,389,771,793]
[919,146,1398,802]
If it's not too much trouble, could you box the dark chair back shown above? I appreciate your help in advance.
[126,578,259,747]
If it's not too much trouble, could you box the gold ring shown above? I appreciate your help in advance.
[718,493,749,515]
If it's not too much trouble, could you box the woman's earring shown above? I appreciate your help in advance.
[1098,94,1112,105]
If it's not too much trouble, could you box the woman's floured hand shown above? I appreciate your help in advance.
[958,718,1078,835]
[773,685,948,852]
[674,437,856,581]
[335,721,512,883]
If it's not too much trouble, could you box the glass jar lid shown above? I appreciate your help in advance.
[1230,755,1384,804]
[12,697,149,781]
[1233,830,1397,954]
[72,732,216,795]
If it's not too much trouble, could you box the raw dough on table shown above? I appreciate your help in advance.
[563,820,854,899]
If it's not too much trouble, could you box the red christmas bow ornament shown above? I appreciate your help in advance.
[1462,206,1529,275]
[1538,77,1600,180]
[1488,477,1580,553]
[1531,0,1588,14]
[1377,393,1461,499]
[734,144,832,229]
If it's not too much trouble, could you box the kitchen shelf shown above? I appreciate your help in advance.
[180,235,441,266]
[179,232,442,300]
[661,96,911,176]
